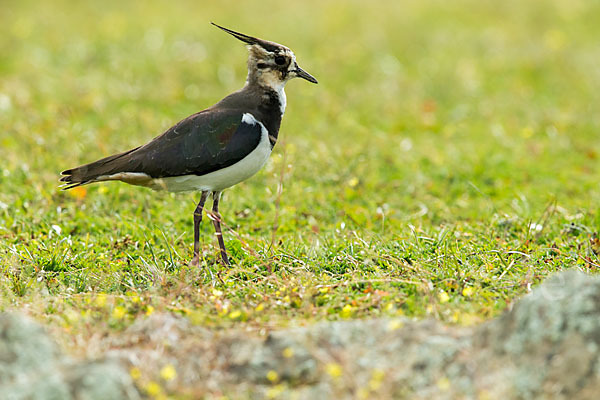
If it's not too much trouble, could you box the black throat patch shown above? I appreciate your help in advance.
[257,88,283,148]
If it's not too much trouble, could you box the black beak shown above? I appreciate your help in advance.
[294,66,318,84]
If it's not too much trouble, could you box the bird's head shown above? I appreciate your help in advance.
[212,23,318,90]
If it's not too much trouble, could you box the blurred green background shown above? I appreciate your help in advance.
[1,0,600,331]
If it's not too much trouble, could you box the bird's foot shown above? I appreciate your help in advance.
[189,254,200,267]
[220,252,231,266]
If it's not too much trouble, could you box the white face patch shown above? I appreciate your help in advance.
[249,49,297,115]
[256,73,287,115]
[287,52,297,74]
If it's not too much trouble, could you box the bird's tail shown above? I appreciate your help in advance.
[59,148,138,190]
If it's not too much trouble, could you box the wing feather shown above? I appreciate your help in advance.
[60,109,263,187]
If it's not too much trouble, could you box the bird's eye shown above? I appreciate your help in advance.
[274,55,286,65]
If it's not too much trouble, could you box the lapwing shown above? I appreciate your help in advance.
[60,23,318,266]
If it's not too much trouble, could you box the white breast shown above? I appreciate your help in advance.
[149,113,272,192]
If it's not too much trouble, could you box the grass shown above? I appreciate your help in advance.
[2,0,600,387]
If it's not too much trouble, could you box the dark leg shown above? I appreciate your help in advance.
[190,191,209,266]
[210,191,230,266]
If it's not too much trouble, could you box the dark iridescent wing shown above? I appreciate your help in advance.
[60,108,262,186]
[126,109,262,177]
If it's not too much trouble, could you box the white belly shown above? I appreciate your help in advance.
[149,114,271,192]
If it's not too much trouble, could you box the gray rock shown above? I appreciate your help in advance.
[0,313,139,400]
[0,312,59,385]
[6,269,600,399]
[112,269,600,399]
[473,270,600,399]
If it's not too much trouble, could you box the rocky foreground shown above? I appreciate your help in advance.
[2,270,600,399]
